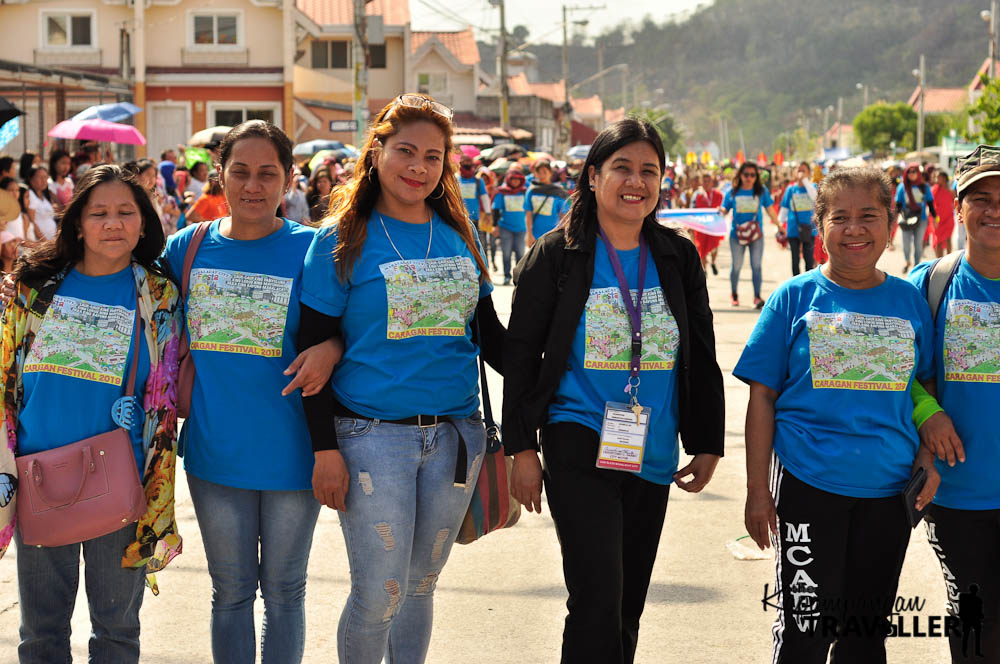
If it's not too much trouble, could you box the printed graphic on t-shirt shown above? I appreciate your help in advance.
[943,299,1000,383]
[583,287,678,370]
[735,196,759,214]
[460,181,477,200]
[187,268,293,357]
[25,295,134,385]
[380,257,478,340]
[504,196,525,213]
[806,311,915,391]
[911,188,925,204]
[532,196,555,216]
[791,193,813,212]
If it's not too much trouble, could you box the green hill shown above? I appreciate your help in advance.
[479,0,987,153]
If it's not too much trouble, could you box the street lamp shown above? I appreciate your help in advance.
[856,82,869,108]
[982,3,997,80]
[913,55,925,152]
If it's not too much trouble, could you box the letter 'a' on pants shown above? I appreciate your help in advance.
[541,421,670,664]
[769,460,910,664]
[924,504,1000,663]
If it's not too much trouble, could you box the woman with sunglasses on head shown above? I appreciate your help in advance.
[161,120,341,663]
[0,164,182,663]
[297,93,505,664]
[895,162,937,274]
[721,162,779,308]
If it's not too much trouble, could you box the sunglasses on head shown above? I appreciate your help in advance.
[391,94,453,121]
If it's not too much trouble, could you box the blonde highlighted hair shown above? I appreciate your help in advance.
[321,94,489,283]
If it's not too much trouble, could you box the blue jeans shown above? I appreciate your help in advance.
[16,524,146,664]
[498,228,525,279]
[187,474,321,664]
[334,415,486,664]
[729,234,764,298]
[900,218,928,267]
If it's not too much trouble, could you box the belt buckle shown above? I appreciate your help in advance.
[417,415,438,428]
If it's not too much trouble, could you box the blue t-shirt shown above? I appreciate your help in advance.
[548,242,680,484]
[458,176,487,222]
[164,219,316,490]
[895,182,934,221]
[492,192,527,232]
[526,189,567,239]
[301,213,493,419]
[780,184,817,239]
[18,266,150,473]
[910,258,1000,509]
[734,269,934,498]
[722,187,775,239]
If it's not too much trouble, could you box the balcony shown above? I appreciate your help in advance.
[34,48,102,67]
[181,48,249,66]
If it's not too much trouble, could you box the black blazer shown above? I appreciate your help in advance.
[502,218,725,458]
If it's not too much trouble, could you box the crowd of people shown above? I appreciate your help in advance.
[0,93,995,664]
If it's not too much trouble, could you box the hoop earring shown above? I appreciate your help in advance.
[368,166,377,181]
[430,184,445,200]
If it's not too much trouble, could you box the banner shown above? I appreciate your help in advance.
[657,208,728,237]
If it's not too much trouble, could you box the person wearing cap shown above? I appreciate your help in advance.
[907,143,1000,662]
[524,158,569,248]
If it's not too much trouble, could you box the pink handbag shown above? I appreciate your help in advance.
[15,301,147,547]
[176,221,210,419]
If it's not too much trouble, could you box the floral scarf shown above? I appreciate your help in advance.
[0,263,182,593]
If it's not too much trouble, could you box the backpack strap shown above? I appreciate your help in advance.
[927,250,964,322]
[181,222,211,299]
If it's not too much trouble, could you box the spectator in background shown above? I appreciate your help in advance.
[491,164,528,285]
[186,161,209,200]
[18,152,38,182]
[691,171,724,275]
[48,149,74,209]
[283,167,310,223]
[0,157,16,181]
[458,153,495,262]
[524,158,569,248]
[895,163,937,274]
[159,149,179,198]
[779,161,818,276]
[184,173,229,225]
[306,166,333,223]
[71,148,95,180]
[931,171,955,257]
[0,179,32,240]
[0,231,18,273]
[26,166,57,240]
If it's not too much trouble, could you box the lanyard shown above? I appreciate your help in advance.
[597,226,648,400]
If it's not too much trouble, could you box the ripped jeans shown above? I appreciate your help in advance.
[334,415,486,664]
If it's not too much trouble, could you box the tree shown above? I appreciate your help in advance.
[628,107,684,156]
[970,75,1000,143]
[853,102,918,154]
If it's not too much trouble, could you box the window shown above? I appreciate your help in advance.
[310,41,350,69]
[417,73,448,96]
[213,107,275,126]
[369,44,386,69]
[43,12,94,48]
[192,13,240,46]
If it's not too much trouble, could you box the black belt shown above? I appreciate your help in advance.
[333,404,470,486]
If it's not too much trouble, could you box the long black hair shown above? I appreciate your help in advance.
[49,149,71,181]
[561,118,666,246]
[733,162,765,198]
[12,164,166,284]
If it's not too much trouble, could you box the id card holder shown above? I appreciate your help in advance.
[596,401,651,473]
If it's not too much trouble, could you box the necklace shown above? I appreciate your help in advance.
[378,212,433,261]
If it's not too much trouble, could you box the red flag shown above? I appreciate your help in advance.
[735,150,745,164]
[774,150,785,166]
[756,151,768,166]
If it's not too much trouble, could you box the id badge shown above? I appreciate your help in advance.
[596,401,651,473]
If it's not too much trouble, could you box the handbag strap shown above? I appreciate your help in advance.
[181,221,211,297]
[123,302,142,398]
[473,315,496,428]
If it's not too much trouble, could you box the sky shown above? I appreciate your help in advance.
[410,0,712,44]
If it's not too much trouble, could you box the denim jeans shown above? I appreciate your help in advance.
[729,234,764,298]
[16,524,146,664]
[498,228,525,279]
[334,415,486,664]
[187,474,321,664]
[900,218,928,266]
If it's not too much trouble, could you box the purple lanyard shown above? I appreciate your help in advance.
[597,226,648,394]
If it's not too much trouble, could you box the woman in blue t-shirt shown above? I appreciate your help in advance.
[895,163,938,274]
[162,121,340,663]
[505,119,725,664]
[735,167,940,663]
[490,165,528,284]
[721,162,778,308]
[296,94,505,664]
[0,165,181,662]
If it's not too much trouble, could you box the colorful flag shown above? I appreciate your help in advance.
[657,208,728,237]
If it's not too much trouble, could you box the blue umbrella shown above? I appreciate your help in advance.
[293,139,345,157]
[72,102,142,123]
[566,144,590,161]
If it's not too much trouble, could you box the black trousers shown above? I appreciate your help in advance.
[770,462,910,664]
[925,504,1000,663]
[789,235,815,275]
[541,422,670,664]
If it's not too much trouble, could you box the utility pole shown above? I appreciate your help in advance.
[490,0,509,130]
[352,0,369,148]
[738,126,746,157]
[597,42,605,130]
[560,3,604,152]
[991,0,997,80]
[917,53,926,153]
[718,117,725,160]
[836,96,843,149]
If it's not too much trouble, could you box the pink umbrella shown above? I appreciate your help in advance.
[48,118,146,145]
[459,144,481,158]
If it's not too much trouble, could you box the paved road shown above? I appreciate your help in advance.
[0,229,953,662]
